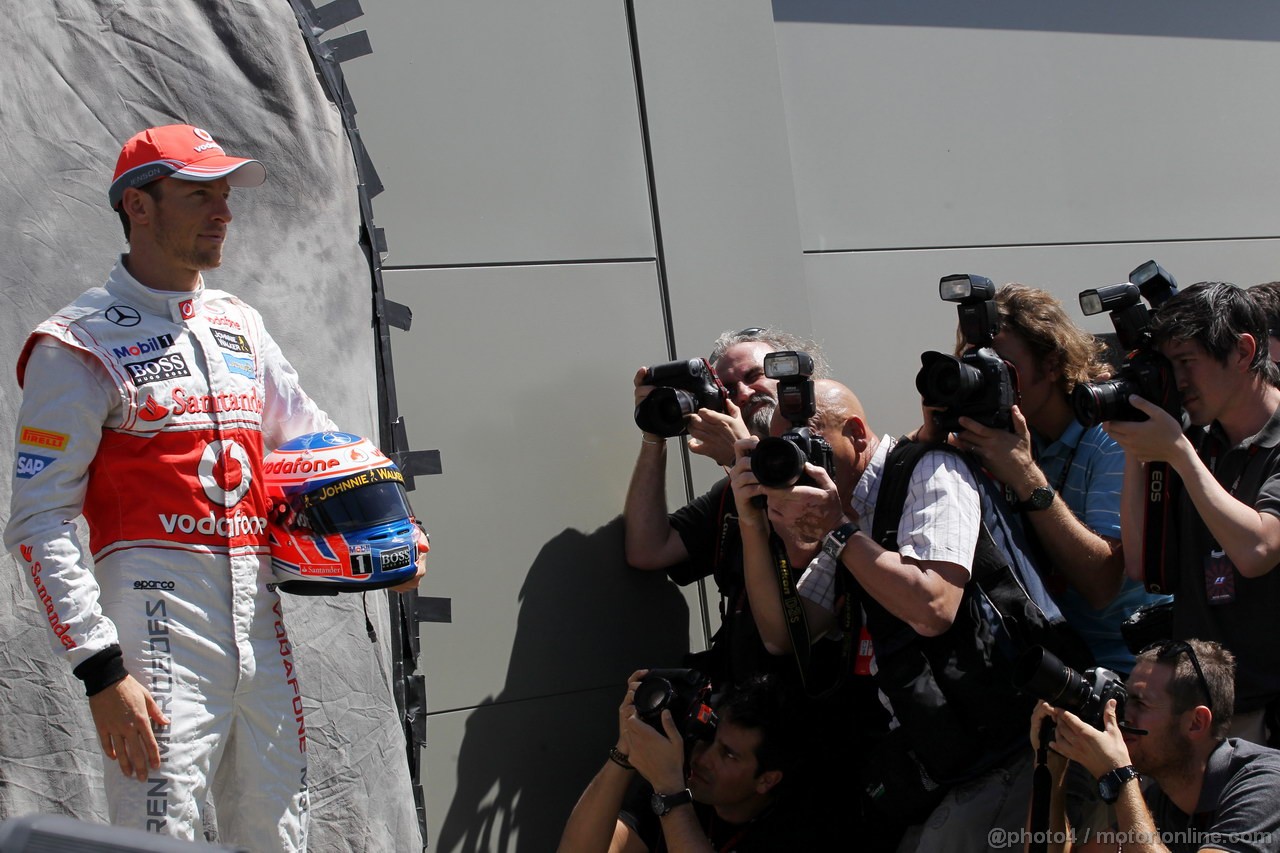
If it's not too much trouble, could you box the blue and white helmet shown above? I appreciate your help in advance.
[263,431,426,595]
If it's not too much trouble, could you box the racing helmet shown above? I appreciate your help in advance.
[264,431,426,595]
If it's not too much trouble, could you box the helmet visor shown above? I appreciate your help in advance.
[300,470,415,535]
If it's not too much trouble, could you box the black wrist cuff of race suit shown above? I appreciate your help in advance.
[72,645,129,697]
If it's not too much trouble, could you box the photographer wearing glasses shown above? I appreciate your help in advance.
[556,669,829,852]
[624,328,828,690]
[1106,283,1280,746]
[1030,639,1280,853]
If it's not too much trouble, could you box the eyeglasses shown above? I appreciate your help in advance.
[736,327,766,337]
[1142,639,1214,717]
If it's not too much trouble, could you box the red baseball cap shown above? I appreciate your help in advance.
[108,124,267,209]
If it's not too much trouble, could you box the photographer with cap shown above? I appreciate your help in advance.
[1029,639,1280,853]
[1106,282,1280,746]
[4,124,424,849]
[557,669,830,852]
[623,327,828,690]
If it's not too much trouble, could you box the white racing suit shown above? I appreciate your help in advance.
[4,259,336,850]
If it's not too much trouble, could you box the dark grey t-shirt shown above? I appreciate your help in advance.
[1145,738,1280,853]
[1171,406,1280,711]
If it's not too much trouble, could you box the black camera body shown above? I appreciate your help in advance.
[916,274,1019,432]
[634,358,729,438]
[633,668,718,741]
[750,351,835,489]
[1014,646,1127,731]
[1071,261,1181,427]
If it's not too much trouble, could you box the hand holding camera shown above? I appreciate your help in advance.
[728,437,770,530]
[762,462,844,550]
[634,358,730,439]
[686,398,750,467]
[1032,699,1132,781]
[623,669,715,793]
[950,405,1038,493]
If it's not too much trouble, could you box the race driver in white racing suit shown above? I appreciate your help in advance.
[4,124,424,849]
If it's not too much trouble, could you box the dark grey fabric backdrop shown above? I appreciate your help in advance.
[0,2,420,849]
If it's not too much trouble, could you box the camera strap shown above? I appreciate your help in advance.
[1141,460,1175,594]
[1027,718,1056,853]
[769,535,853,699]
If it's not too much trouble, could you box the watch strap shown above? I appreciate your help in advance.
[1098,765,1139,803]
[821,520,860,561]
[1018,485,1055,512]
[651,788,693,816]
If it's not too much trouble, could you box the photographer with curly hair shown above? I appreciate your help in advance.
[952,284,1168,676]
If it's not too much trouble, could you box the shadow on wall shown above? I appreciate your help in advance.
[434,516,692,852]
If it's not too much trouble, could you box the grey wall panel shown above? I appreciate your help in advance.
[384,263,705,718]
[804,240,1280,440]
[633,0,813,347]
[334,0,655,266]
[773,6,1280,250]
[423,687,619,853]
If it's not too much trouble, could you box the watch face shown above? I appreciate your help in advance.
[1098,767,1137,803]
[650,792,665,815]
[1029,486,1054,510]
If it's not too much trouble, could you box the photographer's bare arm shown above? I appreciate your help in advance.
[727,437,803,655]
[1107,391,1280,580]
[623,367,748,569]
[558,670,652,853]
[1040,700,1174,853]
[956,405,1123,607]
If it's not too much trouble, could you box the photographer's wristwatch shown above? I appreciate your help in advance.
[650,788,693,817]
[822,520,860,562]
[1018,485,1055,512]
[1097,765,1140,804]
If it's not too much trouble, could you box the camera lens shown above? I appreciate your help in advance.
[1013,646,1091,716]
[634,388,700,437]
[916,353,985,407]
[751,436,808,488]
[1070,378,1134,428]
[634,675,675,727]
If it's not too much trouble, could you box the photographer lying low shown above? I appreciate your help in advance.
[1026,640,1280,853]
[556,669,829,852]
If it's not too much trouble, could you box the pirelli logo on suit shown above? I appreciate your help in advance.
[19,426,68,451]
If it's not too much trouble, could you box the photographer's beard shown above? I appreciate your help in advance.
[745,394,777,440]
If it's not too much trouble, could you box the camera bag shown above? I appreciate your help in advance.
[852,438,1094,821]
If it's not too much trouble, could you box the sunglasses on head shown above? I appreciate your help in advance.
[1141,639,1214,717]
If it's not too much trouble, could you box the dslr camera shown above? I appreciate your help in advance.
[750,351,835,489]
[634,358,729,438]
[915,274,1018,432]
[1071,260,1181,427]
[1013,646,1127,731]
[633,668,718,741]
